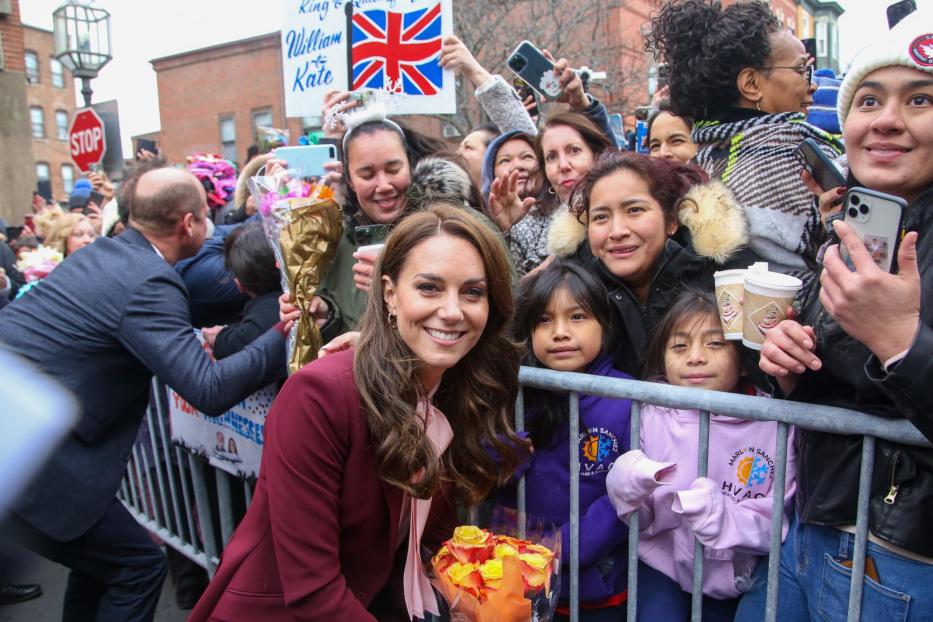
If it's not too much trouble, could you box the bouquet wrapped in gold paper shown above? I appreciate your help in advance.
[429,524,559,622]
[249,171,342,374]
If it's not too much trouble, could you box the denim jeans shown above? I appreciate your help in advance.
[735,515,933,622]
[635,561,737,622]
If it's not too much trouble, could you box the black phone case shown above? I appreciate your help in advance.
[507,41,559,99]
[796,138,846,191]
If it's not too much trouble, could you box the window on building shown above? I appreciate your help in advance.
[25,50,40,83]
[61,164,75,194]
[50,58,65,88]
[220,116,237,163]
[831,23,839,62]
[816,21,828,58]
[55,110,69,140]
[30,106,45,138]
[36,162,50,182]
[252,108,274,136]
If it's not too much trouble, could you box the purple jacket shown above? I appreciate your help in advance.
[507,355,632,605]
[607,394,796,599]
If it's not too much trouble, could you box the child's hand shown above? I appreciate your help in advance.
[201,325,224,347]
[606,450,678,517]
[279,293,301,323]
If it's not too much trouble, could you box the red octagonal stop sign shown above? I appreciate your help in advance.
[69,108,107,172]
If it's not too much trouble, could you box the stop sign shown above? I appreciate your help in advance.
[69,108,107,172]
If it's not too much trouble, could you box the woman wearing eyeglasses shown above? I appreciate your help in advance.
[646,0,842,281]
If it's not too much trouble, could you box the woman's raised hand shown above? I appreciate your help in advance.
[800,169,845,228]
[487,169,536,232]
[820,222,921,362]
[439,36,491,88]
[541,51,589,111]
[321,90,360,139]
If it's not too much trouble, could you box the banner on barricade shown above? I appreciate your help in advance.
[282,0,455,117]
[166,333,276,479]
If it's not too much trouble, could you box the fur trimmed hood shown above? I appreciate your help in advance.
[233,153,272,211]
[546,179,748,263]
[406,156,473,212]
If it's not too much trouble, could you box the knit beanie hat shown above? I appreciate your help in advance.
[838,7,933,126]
[806,68,841,134]
[67,178,92,209]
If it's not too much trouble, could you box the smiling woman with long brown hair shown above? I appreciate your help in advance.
[191,204,528,622]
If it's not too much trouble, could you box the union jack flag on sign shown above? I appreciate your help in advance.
[350,3,443,95]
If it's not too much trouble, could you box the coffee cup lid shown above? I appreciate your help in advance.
[744,270,802,290]
[714,269,746,280]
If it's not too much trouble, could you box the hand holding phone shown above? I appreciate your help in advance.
[840,187,906,273]
[507,41,560,98]
[795,138,846,192]
[274,145,339,178]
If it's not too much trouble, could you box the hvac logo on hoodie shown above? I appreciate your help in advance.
[722,446,775,500]
[578,427,621,477]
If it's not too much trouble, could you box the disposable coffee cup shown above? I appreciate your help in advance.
[713,269,746,340]
[742,271,802,350]
[356,243,385,258]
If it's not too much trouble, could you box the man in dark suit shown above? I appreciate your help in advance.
[0,166,287,621]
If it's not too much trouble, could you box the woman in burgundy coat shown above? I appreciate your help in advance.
[190,205,528,621]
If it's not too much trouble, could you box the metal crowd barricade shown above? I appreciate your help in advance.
[117,379,251,577]
[516,367,932,622]
[118,370,932,619]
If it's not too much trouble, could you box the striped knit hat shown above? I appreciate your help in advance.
[807,68,841,134]
[838,7,933,126]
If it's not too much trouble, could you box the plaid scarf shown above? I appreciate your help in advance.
[693,112,844,280]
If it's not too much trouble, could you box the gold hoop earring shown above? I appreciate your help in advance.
[388,312,398,329]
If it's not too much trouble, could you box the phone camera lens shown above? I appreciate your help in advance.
[859,204,869,215]
[508,55,527,72]
[849,194,861,206]
[847,207,859,218]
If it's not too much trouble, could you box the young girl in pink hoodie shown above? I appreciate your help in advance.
[606,289,796,621]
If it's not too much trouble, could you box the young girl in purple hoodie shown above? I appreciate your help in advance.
[606,289,796,621]
[507,258,632,621]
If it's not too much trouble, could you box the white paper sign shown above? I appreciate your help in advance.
[282,0,455,117]
[166,331,276,479]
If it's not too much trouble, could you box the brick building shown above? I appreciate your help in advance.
[0,0,36,225]
[149,0,844,167]
[151,34,307,168]
[24,24,78,204]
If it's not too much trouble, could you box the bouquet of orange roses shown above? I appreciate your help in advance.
[430,524,559,622]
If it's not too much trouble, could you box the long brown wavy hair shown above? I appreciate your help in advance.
[354,204,529,503]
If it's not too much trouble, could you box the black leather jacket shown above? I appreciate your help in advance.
[576,237,760,378]
[790,187,933,556]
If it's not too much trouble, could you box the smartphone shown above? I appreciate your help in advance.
[657,63,669,91]
[795,138,846,192]
[275,144,339,178]
[84,191,106,215]
[512,77,539,118]
[887,0,916,29]
[840,187,907,273]
[351,224,391,247]
[24,214,35,229]
[506,41,560,98]
[137,138,158,157]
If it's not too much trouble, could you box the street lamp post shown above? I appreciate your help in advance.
[52,0,112,108]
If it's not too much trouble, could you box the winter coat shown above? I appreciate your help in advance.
[692,108,844,279]
[474,74,538,136]
[501,355,633,605]
[788,185,933,557]
[607,390,796,600]
[548,180,761,378]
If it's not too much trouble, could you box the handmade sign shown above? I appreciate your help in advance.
[282,0,455,117]
[166,332,276,479]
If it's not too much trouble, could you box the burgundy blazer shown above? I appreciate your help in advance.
[189,349,457,622]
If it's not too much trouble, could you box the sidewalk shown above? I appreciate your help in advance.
[0,551,188,622]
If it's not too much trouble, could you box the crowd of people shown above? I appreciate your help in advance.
[1,1,931,621]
